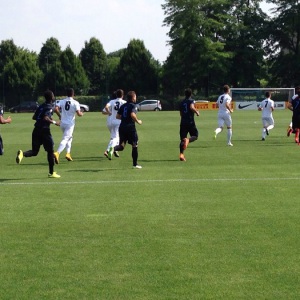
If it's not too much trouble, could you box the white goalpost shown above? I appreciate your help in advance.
[230,88,295,110]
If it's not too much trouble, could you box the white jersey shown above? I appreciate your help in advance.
[259,98,274,118]
[106,98,126,124]
[56,97,80,126]
[217,93,232,114]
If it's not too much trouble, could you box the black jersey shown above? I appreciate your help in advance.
[292,95,300,113]
[32,103,53,128]
[180,98,196,125]
[118,102,137,127]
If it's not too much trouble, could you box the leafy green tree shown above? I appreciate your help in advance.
[79,37,107,95]
[162,0,233,97]
[4,49,42,106]
[226,0,268,87]
[114,39,158,95]
[60,46,89,95]
[38,37,64,95]
[265,0,300,86]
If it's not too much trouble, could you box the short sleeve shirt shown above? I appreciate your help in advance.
[33,103,53,129]
[179,98,196,125]
[56,97,80,126]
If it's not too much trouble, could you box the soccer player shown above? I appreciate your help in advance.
[179,88,199,162]
[289,89,300,144]
[109,91,143,168]
[16,90,61,178]
[258,91,275,141]
[54,88,83,163]
[0,105,12,155]
[287,86,300,139]
[103,89,126,159]
[214,85,233,146]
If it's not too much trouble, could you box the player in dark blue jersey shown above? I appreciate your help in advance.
[291,91,300,144]
[0,105,12,155]
[16,90,61,178]
[108,90,143,168]
[179,88,199,161]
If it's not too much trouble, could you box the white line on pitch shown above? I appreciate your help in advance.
[0,177,298,186]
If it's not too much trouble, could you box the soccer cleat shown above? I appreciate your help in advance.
[133,165,142,169]
[214,131,217,139]
[266,129,269,136]
[183,138,189,150]
[65,153,73,161]
[179,153,186,161]
[262,138,265,141]
[113,151,120,157]
[227,142,233,146]
[48,172,61,178]
[104,151,109,158]
[287,127,293,137]
[16,150,23,164]
[54,151,59,164]
[108,147,113,160]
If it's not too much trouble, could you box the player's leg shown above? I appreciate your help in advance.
[129,130,141,168]
[0,135,3,155]
[214,114,224,138]
[225,114,233,146]
[179,125,188,161]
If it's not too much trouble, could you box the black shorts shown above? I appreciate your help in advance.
[32,127,54,153]
[119,125,138,146]
[180,123,198,140]
[292,113,300,129]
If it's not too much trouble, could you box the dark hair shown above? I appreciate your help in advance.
[127,91,136,102]
[185,88,192,98]
[223,85,230,93]
[66,88,74,97]
[116,89,124,98]
[44,90,54,103]
[295,86,300,94]
[265,91,271,98]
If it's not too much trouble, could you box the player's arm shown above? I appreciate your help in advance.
[190,103,199,116]
[0,115,11,124]
[54,105,61,119]
[225,101,233,113]
[116,113,121,120]
[44,115,60,126]
[76,110,83,117]
[131,112,142,125]
[288,101,293,111]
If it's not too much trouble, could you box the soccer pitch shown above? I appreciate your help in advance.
[1,109,300,299]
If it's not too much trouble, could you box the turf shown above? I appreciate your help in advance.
[0,109,300,299]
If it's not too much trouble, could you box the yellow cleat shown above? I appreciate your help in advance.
[65,153,73,161]
[16,150,23,164]
[54,152,59,164]
[48,172,61,178]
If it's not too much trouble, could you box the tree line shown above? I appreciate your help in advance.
[0,0,299,110]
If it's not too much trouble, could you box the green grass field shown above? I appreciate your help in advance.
[1,109,300,299]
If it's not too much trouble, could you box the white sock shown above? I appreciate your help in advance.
[227,129,232,143]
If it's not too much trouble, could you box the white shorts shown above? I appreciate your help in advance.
[262,117,274,127]
[218,112,232,128]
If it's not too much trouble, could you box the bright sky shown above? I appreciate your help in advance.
[0,0,274,64]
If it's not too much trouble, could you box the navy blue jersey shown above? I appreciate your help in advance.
[32,102,53,128]
[118,102,137,127]
[180,98,196,125]
[292,95,300,113]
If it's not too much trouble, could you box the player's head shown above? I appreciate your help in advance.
[265,91,271,98]
[223,85,230,93]
[44,90,54,103]
[66,88,74,97]
[127,91,136,103]
[116,89,124,99]
[111,91,117,99]
[295,86,300,95]
[184,88,192,99]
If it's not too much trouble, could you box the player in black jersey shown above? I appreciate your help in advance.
[109,91,143,168]
[0,105,12,155]
[16,90,61,178]
[179,88,199,161]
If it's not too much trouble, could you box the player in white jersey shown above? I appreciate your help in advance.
[54,88,83,163]
[258,91,275,141]
[103,89,126,159]
[214,85,233,146]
